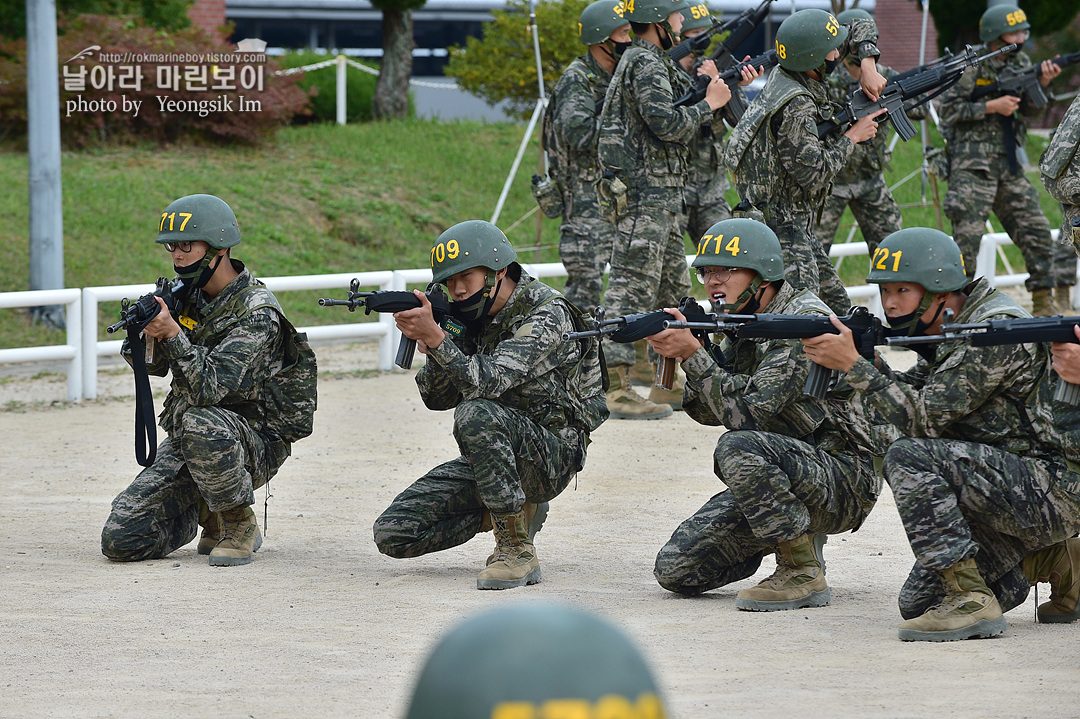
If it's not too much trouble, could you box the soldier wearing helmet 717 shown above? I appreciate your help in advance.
[373,220,608,591]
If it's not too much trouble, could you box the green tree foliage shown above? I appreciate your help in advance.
[919,0,1080,53]
[445,0,590,121]
[0,0,193,40]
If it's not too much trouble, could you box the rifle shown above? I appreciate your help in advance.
[671,0,777,119]
[664,306,889,399]
[563,298,712,389]
[108,276,188,468]
[817,44,1016,142]
[319,279,452,370]
[673,49,778,109]
[667,16,726,65]
[887,313,1080,404]
[970,50,1080,109]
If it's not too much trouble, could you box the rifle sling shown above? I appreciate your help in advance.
[127,326,158,468]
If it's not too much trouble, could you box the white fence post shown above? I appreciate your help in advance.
[0,288,82,401]
[336,54,347,126]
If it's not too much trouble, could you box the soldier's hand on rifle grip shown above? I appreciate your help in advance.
[985,95,1021,116]
[646,308,703,362]
[799,315,860,372]
[737,56,763,86]
[1051,324,1080,384]
[394,290,446,351]
[1041,57,1062,87]
[142,296,181,341]
[844,107,887,144]
[697,59,718,77]
[859,60,886,101]
[704,75,732,111]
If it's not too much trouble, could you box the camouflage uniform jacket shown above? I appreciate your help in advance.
[1040,92,1080,206]
[597,38,712,210]
[826,63,926,184]
[681,65,745,184]
[843,278,1056,456]
[123,262,292,449]
[544,53,611,193]
[682,282,830,440]
[416,269,595,444]
[939,47,1048,172]
[725,19,880,217]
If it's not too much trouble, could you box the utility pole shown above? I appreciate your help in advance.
[26,0,65,329]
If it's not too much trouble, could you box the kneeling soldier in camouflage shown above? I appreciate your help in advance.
[649,218,881,610]
[803,227,1080,640]
[101,194,317,567]
[373,221,607,589]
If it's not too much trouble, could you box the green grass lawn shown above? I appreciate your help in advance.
[0,119,1063,350]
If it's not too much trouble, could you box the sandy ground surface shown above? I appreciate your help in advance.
[2,340,1079,719]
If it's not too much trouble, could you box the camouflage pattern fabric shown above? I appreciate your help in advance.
[679,81,743,244]
[884,437,1080,618]
[545,54,619,312]
[372,269,593,558]
[939,47,1070,291]
[372,400,583,558]
[596,39,710,367]
[816,64,917,253]
[654,283,880,594]
[726,20,881,315]
[102,264,297,560]
[1040,93,1080,256]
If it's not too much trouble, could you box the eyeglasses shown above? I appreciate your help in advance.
[696,267,735,283]
[163,241,194,253]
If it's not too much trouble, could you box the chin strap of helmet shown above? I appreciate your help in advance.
[723,275,765,313]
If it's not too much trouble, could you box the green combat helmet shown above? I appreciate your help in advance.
[693,218,784,310]
[429,219,517,284]
[980,4,1029,44]
[623,0,672,25]
[774,8,848,73]
[679,1,712,33]
[579,0,629,46]
[866,227,968,334]
[156,193,241,249]
[836,8,872,24]
[405,604,668,719]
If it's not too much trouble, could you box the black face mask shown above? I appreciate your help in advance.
[174,252,223,294]
[823,57,839,76]
[887,299,946,338]
[612,40,632,59]
[450,278,503,335]
[658,24,674,50]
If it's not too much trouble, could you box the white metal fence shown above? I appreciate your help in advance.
[1,231,1074,401]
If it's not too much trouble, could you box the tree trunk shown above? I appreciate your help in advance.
[373,8,414,120]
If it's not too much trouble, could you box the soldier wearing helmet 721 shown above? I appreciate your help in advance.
[803,227,1080,641]
[373,220,608,590]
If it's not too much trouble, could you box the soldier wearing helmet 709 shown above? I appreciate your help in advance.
[725,8,887,316]
[647,219,881,612]
[803,227,1080,641]
[101,194,317,568]
[373,220,607,590]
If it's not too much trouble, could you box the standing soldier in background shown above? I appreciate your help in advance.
[596,0,732,419]
[542,0,629,314]
[939,4,1073,316]
[1041,92,1080,266]
[815,8,921,258]
[726,8,887,315]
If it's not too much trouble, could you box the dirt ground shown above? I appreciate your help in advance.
[1,340,1078,719]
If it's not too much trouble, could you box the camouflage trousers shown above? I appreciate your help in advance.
[768,210,852,316]
[1061,203,1080,270]
[600,203,692,368]
[559,215,616,315]
[654,430,879,595]
[944,166,1074,292]
[101,406,281,561]
[680,172,732,245]
[884,437,1080,619]
[372,398,584,559]
[816,173,902,256]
